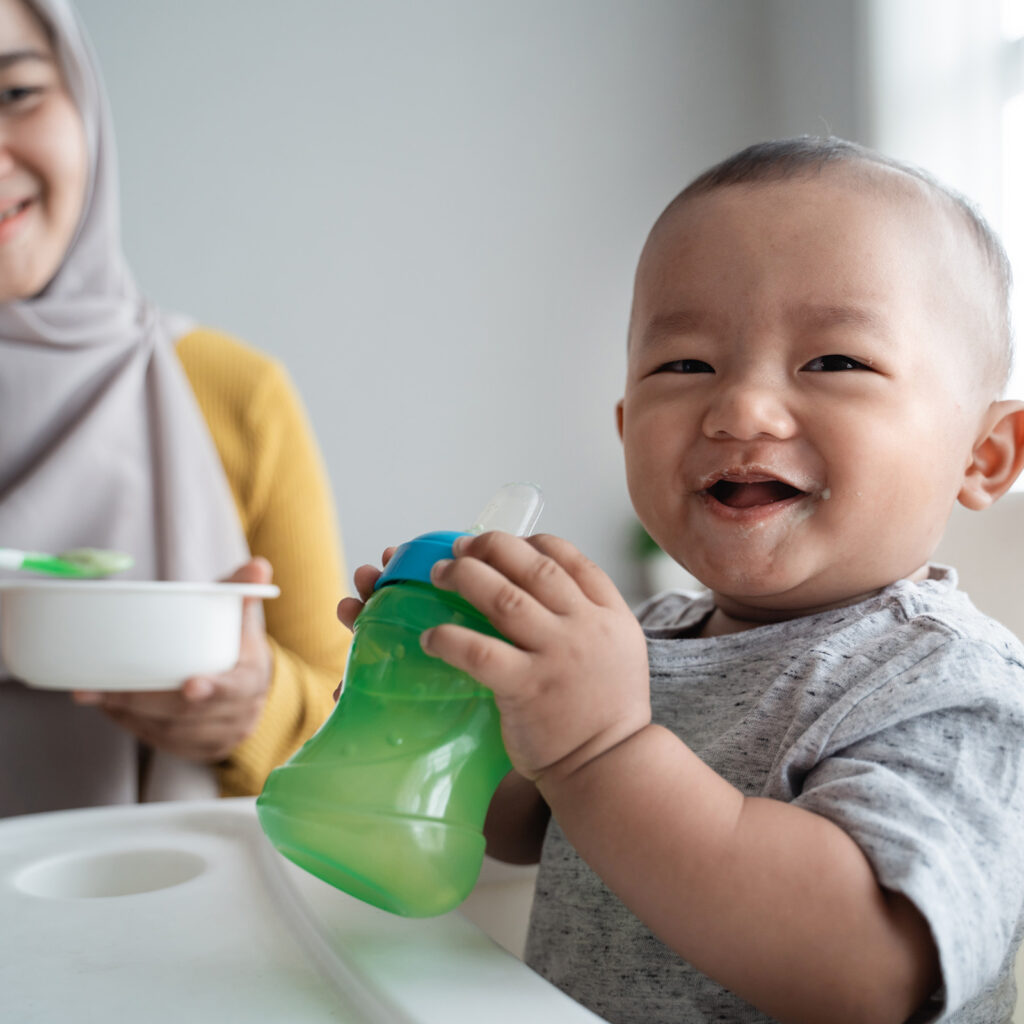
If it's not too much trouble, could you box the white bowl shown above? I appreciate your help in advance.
[0,580,279,691]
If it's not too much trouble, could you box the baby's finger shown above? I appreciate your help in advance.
[420,622,533,697]
[353,563,383,602]
[528,534,627,610]
[450,531,583,616]
[430,550,556,649]
[337,595,365,630]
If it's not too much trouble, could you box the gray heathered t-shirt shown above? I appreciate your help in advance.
[524,567,1024,1023]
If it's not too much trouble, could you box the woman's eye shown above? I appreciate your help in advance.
[0,86,44,108]
[654,359,714,374]
[802,354,871,372]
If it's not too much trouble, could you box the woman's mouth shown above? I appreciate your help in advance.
[0,199,32,224]
[0,197,34,244]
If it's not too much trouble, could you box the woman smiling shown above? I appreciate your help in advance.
[0,0,351,816]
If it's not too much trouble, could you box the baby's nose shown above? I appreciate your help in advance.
[701,379,797,441]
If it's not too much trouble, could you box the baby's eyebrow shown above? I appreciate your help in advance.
[632,303,889,351]
[0,50,51,71]
[635,309,710,348]
[793,304,887,334]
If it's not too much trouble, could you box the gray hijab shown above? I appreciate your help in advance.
[0,0,249,815]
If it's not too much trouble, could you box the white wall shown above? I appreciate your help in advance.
[74,0,863,601]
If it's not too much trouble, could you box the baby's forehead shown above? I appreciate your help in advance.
[633,163,1010,397]
[641,167,973,304]
[655,162,960,244]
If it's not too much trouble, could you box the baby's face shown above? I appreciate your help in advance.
[618,172,992,621]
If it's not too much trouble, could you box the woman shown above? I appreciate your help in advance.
[0,0,350,815]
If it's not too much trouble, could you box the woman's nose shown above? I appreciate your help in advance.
[0,136,14,177]
[701,377,797,441]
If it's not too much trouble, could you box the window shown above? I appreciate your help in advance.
[1001,1,1024,397]
[864,0,1023,395]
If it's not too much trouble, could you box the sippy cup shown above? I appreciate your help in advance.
[256,483,543,917]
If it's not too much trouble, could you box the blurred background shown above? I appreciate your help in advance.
[75,0,1024,604]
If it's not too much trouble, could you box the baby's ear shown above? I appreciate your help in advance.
[959,400,1024,510]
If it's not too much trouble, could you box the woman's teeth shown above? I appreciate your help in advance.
[0,200,30,223]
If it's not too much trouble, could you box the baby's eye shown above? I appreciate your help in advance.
[802,354,871,372]
[654,359,714,374]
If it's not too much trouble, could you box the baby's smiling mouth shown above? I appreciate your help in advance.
[703,475,807,510]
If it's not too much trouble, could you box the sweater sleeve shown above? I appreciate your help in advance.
[177,329,351,796]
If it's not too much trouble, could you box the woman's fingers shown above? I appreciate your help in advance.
[105,703,250,760]
[74,688,196,719]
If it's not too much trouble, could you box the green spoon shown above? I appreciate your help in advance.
[0,546,134,578]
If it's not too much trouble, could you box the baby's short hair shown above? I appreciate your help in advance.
[655,137,1014,394]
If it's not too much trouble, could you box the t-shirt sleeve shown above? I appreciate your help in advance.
[791,638,1024,1020]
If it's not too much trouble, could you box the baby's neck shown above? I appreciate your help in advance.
[702,564,933,637]
[700,608,762,637]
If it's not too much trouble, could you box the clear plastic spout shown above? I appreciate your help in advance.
[468,483,544,537]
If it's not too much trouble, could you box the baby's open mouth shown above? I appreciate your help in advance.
[705,479,805,509]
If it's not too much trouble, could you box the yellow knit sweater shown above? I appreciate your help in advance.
[177,328,351,796]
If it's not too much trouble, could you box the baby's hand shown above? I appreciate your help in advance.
[336,547,397,631]
[424,532,651,785]
[335,547,397,700]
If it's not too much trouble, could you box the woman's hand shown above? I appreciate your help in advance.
[72,557,274,761]
[423,532,652,784]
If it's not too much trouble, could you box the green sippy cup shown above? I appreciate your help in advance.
[256,483,543,917]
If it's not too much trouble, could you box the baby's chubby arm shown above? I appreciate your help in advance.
[423,531,939,1024]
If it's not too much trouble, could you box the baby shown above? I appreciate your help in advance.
[340,137,1024,1024]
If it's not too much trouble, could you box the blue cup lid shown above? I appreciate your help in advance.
[374,530,472,589]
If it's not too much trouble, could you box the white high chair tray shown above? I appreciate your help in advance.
[0,797,606,1023]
